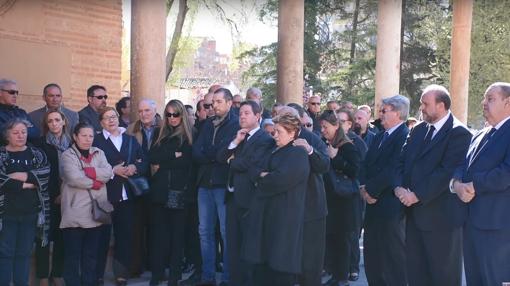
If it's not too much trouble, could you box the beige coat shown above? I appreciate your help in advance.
[59,145,112,229]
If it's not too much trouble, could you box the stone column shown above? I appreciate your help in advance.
[130,0,167,120]
[277,0,304,105]
[450,0,473,124]
[374,0,402,115]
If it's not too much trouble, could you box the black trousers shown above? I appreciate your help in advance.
[325,231,352,281]
[130,195,151,275]
[406,218,462,286]
[363,218,407,286]
[464,222,510,286]
[112,200,135,279]
[150,204,187,283]
[35,229,64,278]
[184,201,202,272]
[253,264,295,286]
[226,199,254,286]
[96,224,111,281]
[299,218,326,286]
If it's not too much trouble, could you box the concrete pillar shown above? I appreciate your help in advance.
[450,0,473,124]
[130,0,167,120]
[277,0,304,105]
[374,0,402,115]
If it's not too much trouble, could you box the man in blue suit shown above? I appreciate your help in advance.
[394,85,472,286]
[360,95,410,286]
[451,82,510,286]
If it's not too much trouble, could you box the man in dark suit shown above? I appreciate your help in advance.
[281,104,330,286]
[217,101,274,286]
[78,85,108,132]
[451,82,510,286]
[394,85,472,286]
[360,95,410,286]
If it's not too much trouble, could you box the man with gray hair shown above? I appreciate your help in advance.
[360,94,410,286]
[394,85,472,286]
[246,87,271,119]
[0,78,40,145]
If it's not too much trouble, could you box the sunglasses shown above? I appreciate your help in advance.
[166,112,181,118]
[302,123,313,128]
[90,95,108,100]
[203,103,213,109]
[1,89,19,95]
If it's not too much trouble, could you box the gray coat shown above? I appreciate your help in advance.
[29,105,79,134]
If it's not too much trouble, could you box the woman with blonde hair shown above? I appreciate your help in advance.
[148,99,194,286]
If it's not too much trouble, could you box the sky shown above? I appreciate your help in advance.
[123,0,278,55]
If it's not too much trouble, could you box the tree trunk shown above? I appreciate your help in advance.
[347,0,361,96]
[165,0,189,81]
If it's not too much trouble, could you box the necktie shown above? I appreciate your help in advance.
[472,127,497,158]
[423,125,436,145]
[378,132,389,149]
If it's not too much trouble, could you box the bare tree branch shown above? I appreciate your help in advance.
[166,0,189,81]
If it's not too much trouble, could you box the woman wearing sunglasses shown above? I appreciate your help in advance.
[148,100,195,286]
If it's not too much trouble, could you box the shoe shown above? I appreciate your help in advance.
[179,272,201,286]
[348,272,359,281]
[323,277,338,286]
[115,278,128,286]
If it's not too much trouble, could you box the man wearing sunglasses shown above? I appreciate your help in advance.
[0,78,40,145]
[78,85,108,132]
[306,95,322,135]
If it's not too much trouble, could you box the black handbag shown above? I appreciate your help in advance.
[166,171,185,209]
[330,169,358,197]
[126,137,150,196]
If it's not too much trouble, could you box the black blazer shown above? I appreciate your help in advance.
[149,136,193,204]
[323,141,361,233]
[298,129,330,221]
[395,114,472,231]
[217,128,274,209]
[243,143,310,274]
[362,123,409,222]
[93,133,148,203]
[453,119,510,230]
[78,105,102,133]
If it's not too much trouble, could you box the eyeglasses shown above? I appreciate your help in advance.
[203,103,213,109]
[302,123,313,128]
[102,115,118,121]
[90,95,108,100]
[1,89,19,95]
[309,102,320,106]
[166,112,181,118]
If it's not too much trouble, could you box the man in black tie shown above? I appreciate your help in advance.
[217,101,274,286]
[451,82,510,285]
[394,85,472,286]
[360,95,410,286]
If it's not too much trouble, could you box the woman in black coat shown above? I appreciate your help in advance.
[243,113,310,286]
[148,99,194,286]
[35,110,72,286]
[320,111,361,286]
[93,107,147,286]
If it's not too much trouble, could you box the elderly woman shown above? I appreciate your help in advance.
[320,110,361,286]
[0,118,50,286]
[34,110,72,286]
[60,122,112,286]
[243,113,310,286]
[94,107,147,286]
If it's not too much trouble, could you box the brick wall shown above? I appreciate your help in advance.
[0,0,123,112]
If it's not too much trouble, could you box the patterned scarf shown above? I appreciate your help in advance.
[46,132,71,154]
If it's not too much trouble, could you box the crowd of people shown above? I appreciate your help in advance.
[0,77,509,286]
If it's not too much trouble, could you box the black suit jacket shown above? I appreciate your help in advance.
[93,133,148,203]
[395,114,472,231]
[362,123,409,222]
[453,119,510,230]
[217,128,274,209]
[78,105,102,132]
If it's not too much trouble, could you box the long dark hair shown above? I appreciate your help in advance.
[319,110,351,148]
